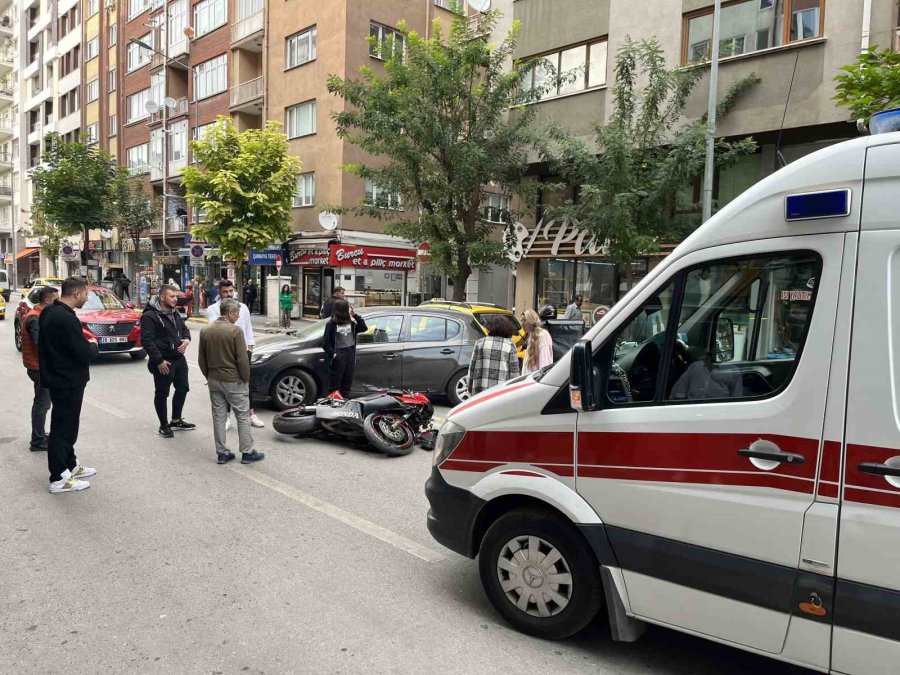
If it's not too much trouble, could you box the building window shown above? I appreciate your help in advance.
[684,0,823,64]
[86,78,99,103]
[369,22,406,61]
[60,45,81,77]
[59,88,79,118]
[108,68,117,92]
[127,143,150,175]
[169,120,188,163]
[86,37,99,61]
[127,88,151,123]
[236,0,262,20]
[286,26,316,69]
[193,0,227,38]
[150,71,164,107]
[109,114,117,137]
[109,24,117,46]
[433,0,457,9]
[88,0,99,17]
[193,54,227,100]
[169,0,187,45]
[481,193,510,223]
[365,179,402,210]
[86,123,99,145]
[285,100,316,138]
[129,0,150,21]
[519,39,607,99]
[127,33,152,72]
[293,173,315,207]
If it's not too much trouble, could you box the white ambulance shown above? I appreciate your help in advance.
[426,130,900,673]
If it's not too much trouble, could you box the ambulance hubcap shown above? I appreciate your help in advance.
[497,535,573,618]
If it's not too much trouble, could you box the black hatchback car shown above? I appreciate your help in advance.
[250,306,485,409]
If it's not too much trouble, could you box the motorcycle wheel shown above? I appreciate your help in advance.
[363,413,415,457]
[273,407,318,437]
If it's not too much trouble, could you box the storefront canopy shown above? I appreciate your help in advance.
[15,247,39,260]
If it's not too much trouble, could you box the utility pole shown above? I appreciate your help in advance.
[701,0,721,223]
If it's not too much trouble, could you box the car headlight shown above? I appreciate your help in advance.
[433,420,466,466]
[250,351,276,365]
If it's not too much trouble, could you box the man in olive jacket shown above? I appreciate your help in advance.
[198,298,264,465]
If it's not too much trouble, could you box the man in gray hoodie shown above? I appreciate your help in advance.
[140,284,195,438]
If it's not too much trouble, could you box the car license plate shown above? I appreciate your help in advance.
[100,336,128,343]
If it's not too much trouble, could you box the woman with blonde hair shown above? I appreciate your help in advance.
[522,308,554,374]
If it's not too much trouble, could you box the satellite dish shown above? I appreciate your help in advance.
[318,211,339,232]
[469,0,490,11]
[163,97,177,109]
[145,100,160,114]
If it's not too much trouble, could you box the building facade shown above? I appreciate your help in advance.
[511,0,900,325]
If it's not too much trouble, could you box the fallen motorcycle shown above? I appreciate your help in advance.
[273,391,435,457]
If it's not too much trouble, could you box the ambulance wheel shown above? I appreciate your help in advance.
[478,508,603,640]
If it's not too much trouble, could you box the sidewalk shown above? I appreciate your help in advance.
[188,311,314,336]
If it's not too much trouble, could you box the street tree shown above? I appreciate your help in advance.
[834,46,900,122]
[30,132,118,270]
[27,209,65,276]
[327,7,541,301]
[542,37,759,279]
[182,117,300,286]
[111,168,160,269]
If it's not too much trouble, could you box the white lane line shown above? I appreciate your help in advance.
[230,467,446,564]
[84,397,132,419]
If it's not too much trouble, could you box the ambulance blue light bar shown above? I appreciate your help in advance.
[785,189,851,222]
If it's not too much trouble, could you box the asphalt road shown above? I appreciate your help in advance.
[0,320,810,674]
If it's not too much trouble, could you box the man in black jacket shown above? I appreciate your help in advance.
[38,277,99,494]
[319,286,345,320]
[140,284,196,438]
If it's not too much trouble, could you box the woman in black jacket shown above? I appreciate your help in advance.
[322,299,368,399]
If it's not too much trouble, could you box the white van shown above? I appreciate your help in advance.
[426,131,900,673]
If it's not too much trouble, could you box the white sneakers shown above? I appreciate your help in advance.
[48,467,93,494]
[250,414,265,428]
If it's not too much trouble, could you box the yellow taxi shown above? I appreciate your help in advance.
[418,299,526,358]
[23,276,64,291]
[0,292,5,320]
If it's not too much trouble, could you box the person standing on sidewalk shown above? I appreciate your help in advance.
[141,284,196,438]
[322,298,367,399]
[205,279,264,428]
[199,299,265,465]
[38,277,98,494]
[279,284,293,328]
[21,286,58,452]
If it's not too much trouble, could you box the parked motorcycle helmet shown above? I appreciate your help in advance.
[539,304,556,321]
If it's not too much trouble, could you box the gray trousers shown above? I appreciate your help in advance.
[208,379,253,455]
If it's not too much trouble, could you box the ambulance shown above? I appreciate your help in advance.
[426,128,900,673]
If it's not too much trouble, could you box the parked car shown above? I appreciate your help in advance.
[14,284,146,359]
[418,299,526,358]
[0,269,8,302]
[22,276,64,291]
[0,291,5,319]
[251,306,485,410]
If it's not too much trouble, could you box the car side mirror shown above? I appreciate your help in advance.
[125,302,135,309]
[715,317,735,362]
[569,339,597,412]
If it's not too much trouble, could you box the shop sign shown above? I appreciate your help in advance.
[508,217,607,262]
[154,255,181,265]
[329,244,417,271]
[287,247,330,266]
[248,249,282,265]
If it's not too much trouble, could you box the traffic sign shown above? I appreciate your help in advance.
[190,244,205,259]
[275,254,283,271]
[416,242,432,264]
[62,244,79,262]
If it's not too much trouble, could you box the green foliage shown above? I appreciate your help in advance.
[31,133,118,263]
[543,37,759,269]
[27,209,65,275]
[834,46,900,121]
[111,167,161,258]
[327,6,541,300]
[182,117,300,274]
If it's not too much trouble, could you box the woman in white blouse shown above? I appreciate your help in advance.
[522,308,554,375]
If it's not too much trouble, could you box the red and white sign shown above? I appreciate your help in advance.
[416,241,432,264]
[329,244,417,271]
[275,254,282,271]
[287,247,330,266]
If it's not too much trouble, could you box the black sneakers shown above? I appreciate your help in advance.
[170,419,197,430]
[217,451,236,465]
[158,425,174,438]
[241,450,265,464]
[29,441,48,452]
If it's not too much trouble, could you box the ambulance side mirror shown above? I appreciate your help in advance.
[569,339,597,412]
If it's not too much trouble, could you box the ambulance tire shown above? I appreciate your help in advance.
[479,508,603,640]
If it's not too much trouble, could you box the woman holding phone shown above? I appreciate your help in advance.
[322,299,368,399]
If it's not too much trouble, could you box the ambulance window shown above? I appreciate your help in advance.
[603,280,677,404]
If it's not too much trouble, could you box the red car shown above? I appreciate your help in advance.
[15,284,146,360]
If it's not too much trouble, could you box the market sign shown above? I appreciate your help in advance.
[286,246,330,266]
[328,244,417,271]
[508,217,607,261]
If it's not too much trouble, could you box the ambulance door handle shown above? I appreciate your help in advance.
[738,448,805,464]
[858,462,900,478]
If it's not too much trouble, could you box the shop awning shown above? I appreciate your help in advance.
[15,247,39,260]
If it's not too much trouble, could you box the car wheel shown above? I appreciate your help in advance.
[130,350,147,360]
[446,371,471,407]
[13,318,21,351]
[478,508,603,640]
[270,368,317,410]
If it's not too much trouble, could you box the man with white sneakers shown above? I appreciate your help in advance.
[205,279,264,428]
[38,277,98,494]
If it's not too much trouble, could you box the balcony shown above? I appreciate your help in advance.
[170,96,189,118]
[0,50,14,77]
[0,16,15,39]
[169,156,186,176]
[151,40,190,71]
[0,84,14,110]
[231,10,263,51]
[0,152,12,173]
[230,76,263,113]
[149,218,164,235]
[0,185,12,202]
[167,215,187,233]
[0,117,13,140]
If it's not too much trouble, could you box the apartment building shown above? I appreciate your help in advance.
[0,0,17,275]
[510,0,900,323]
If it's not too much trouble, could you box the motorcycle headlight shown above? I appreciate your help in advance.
[250,351,276,365]
[433,420,466,466]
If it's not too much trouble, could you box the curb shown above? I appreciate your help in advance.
[187,316,209,324]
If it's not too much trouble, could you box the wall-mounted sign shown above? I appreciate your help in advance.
[286,247,330,266]
[329,244,417,271]
[508,217,607,262]
[248,249,282,265]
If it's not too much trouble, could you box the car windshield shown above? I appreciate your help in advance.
[81,289,124,311]
[474,312,522,332]
[291,319,327,340]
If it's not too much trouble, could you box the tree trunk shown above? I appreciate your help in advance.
[80,225,89,278]
[451,247,472,302]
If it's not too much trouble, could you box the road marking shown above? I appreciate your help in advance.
[230,467,446,564]
[84,397,132,419]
